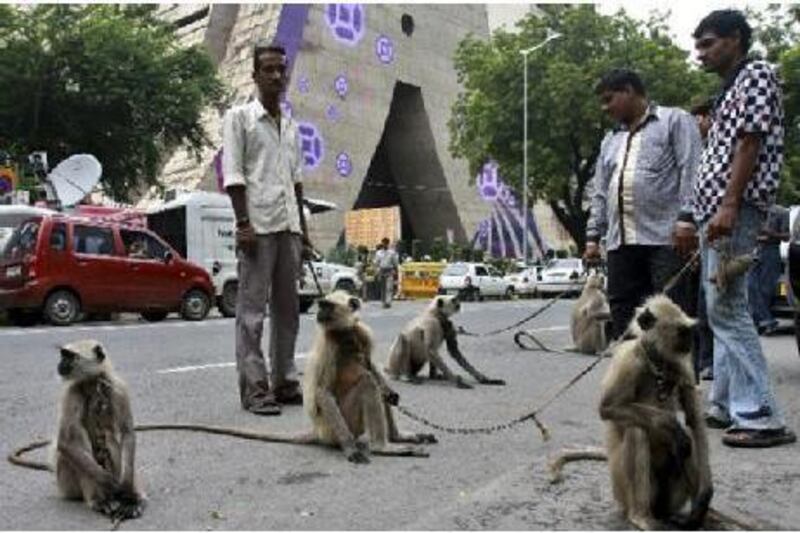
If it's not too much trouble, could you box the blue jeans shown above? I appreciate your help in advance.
[747,243,781,330]
[700,204,785,430]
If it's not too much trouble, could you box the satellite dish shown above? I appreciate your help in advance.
[47,154,102,207]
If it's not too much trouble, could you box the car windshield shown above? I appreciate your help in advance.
[548,258,582,270]
[2,220,39,259]
[443,264,468,276]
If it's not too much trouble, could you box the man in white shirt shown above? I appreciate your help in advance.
[222,42,312,416]
[373,237,398,308]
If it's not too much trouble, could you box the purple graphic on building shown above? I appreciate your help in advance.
[326,4,365,45]
[280,100,293,118]
[477,160,500,201]
[297,76,311,94]
[326,104,341,122]
[472,159,548,259]
[334,74,349,98]
[375,35,395,64]
[336,152,352,177]
[298,122,324,170]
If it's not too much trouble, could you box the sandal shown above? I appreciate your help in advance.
[722,428,797,448]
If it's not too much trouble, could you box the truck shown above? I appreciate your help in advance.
[146,191,361,316]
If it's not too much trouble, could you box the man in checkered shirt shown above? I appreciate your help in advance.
[693,9,795,448]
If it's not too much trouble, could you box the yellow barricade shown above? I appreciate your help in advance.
[399,262,446,299]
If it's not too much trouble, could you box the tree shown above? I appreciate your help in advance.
[748,5,800,204]
[0,5,226,202]
[449,6,716,251]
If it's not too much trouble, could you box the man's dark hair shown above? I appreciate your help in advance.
[253,41,287,71]
[692,9,752,54]
[690,98,714,117]
[594,69,646,96]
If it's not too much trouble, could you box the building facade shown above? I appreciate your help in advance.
[156,4,559,258]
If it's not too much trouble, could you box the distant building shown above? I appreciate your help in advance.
[154,4,561,258]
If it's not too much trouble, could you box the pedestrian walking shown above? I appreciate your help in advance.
[374,237,398,308]
[222,42,313,416]
[584,69,703,339]
[693,9,795,447]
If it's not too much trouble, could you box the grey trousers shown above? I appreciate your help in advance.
[379,268,394,307]
[235,231,301,407]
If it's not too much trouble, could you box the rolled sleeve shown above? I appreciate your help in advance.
[737,66,778,137]
[672,111,702,223]
[222,109,247,189]
[586,133,612,242]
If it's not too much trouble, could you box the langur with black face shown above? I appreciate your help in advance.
[385,295,505,388]
[550,295,712,530]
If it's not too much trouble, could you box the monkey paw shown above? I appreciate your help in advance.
[384,390,400,406]
[345,445,370,464]
[455,378,473,389]
[415,433,438,444]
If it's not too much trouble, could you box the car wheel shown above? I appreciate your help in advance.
[505,286,515,300]
[181,289,210,321]
[299,297,315,314]
[141,310,168,322]
[7,308,41,327]
[44,290,80,326]
[335,279,357,295]
[219,281,238,318]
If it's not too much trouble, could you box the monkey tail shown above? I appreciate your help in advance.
[8,439,52,471]
[134,424,319,446]
[548,447,606,484]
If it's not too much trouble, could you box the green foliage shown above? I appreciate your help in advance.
[0,5,226,202]
[449,6,716,251]
[748,6,800,205]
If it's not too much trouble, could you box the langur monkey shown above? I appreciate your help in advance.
[54,339,145,521]
[385,295,505,388]
[550,295,712,530]
[304,290,436,462]
[569,272,611,354]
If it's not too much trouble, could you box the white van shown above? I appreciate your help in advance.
[146,191,361,316]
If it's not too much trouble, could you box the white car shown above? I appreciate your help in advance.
[298,260,362,312]
[503,266,543,298]
[438,262,513,300]
[536,258,586,296]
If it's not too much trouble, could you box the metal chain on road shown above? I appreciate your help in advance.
[456,289,570,338]
[396,350,607,440]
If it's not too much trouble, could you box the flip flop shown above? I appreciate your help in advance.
[722,428,797,448]
[246,401,282,416]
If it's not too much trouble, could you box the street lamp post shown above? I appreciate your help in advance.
[520,30,561,263]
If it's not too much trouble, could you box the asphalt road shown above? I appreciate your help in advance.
[1,299,798,530]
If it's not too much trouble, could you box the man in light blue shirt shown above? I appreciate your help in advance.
[585,69,703,338]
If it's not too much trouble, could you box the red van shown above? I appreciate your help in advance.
[0,214,215,326]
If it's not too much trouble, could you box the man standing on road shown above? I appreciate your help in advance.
[584,69,703,339]
[223,42,312,416]
[692,10,795,447]
[747,204,790,335]
[374,237,398,308]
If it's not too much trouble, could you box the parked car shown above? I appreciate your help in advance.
[503,265,542,298]
[298,260,362,313]
[438,262,512,300]
[536,257,586,296]
[0,214,214,326]
[786,207,800,354]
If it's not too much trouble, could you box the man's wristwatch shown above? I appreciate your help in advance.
[236,217,250,228]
